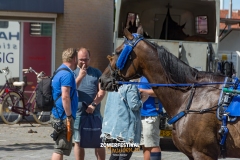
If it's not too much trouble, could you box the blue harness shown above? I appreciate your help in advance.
[217,77,240,154]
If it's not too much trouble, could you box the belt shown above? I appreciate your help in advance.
[141,116,158,120]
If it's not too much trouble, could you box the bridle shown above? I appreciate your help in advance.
[107,33,144,89]
[108,55,141,79]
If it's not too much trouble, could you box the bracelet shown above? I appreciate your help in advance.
[67,115,72,118]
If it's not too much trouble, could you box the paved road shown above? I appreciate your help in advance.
[0,123,238,160]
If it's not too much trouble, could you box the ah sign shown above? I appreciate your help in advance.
[0,21,20,85]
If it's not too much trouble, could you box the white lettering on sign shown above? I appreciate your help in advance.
[0,21,20,85]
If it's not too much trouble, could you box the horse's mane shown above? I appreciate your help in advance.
[156,44,198,84]
[145,41,225,85]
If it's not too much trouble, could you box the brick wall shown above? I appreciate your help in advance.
[56,0,114,72]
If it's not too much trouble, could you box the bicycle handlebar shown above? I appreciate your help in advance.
[0,67,9,75]
[22,67,46,82]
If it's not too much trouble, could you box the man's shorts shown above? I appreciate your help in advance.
[140,116,160,147]
[50,115,74,156]
[74,128,80,143]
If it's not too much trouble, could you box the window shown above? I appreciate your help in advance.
[30,23,52,36]
[0,21,9,28]
[195,16,208,34]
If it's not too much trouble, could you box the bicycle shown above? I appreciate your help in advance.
[0,67,51,125]
[0,67,28,112]
[0,67,24,99]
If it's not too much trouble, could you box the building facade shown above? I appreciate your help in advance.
[0,0,113,91]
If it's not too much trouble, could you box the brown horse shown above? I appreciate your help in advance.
[99,28,240,160]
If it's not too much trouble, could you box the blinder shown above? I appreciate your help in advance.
[108,33,144,91]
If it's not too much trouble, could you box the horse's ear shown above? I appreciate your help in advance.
[124,28,134,40]
[107,55,112,61]
[181,22,186,29]
[137,25,144,35]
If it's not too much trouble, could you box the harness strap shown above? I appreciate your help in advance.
[168,86,195,124]
[188,105,218,113]
[168,86,218,124]
[185,86,195,112]
[124,34,143,47]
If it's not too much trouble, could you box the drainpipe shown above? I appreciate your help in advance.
[228,0,232,30]
[220,0,224,9]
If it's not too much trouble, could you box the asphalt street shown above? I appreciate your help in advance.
[0,122,238,160]
[0,122,188,160]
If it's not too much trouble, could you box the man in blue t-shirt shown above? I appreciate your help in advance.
[138,76,162,160]
[73,47,106,160]
[51,48,78,159]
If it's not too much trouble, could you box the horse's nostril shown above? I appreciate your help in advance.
[98,78,102,83]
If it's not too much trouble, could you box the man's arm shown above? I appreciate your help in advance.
[61,86,72,117]
[86,83,106,114]
[139,88,157,97]
[93,83,106,104]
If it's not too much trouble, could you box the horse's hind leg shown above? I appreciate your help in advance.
[192,151,217,160]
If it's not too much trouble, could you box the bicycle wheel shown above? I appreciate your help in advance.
[32,101,51,125]
[0,92,23,125]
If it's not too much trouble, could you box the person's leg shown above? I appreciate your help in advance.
[73,125,85,160]
[51,116,72,160]
[118,147,134,160]
[149,116,161,160]
[150,147,161,160]
[51,153,63,160]
[95,147,105,160]
[142,146,151,160]
[142,146,161,160]
[109,151,119,160]
[141,116,161,160]
[79,147,85,160]
[74,142,85,160]
[118,152,133,160]
[108,139,119,160]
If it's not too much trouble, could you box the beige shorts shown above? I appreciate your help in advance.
[50,115,74,156]
[140,116,160,147]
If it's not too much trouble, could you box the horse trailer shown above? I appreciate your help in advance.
[114,0,220,71]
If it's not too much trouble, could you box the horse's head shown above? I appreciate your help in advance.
[99,28,144,91]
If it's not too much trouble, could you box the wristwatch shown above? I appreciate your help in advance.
[91,102,97,107]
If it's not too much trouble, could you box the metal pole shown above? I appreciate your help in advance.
[220,0,224,9]
[228,0,232,30]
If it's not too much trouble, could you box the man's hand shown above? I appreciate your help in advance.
[76,64,87,87]
[140,92,149,103]
[78,64,87,79]
[86,104,95,114]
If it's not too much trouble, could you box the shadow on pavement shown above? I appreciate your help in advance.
[0,143,53,151]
